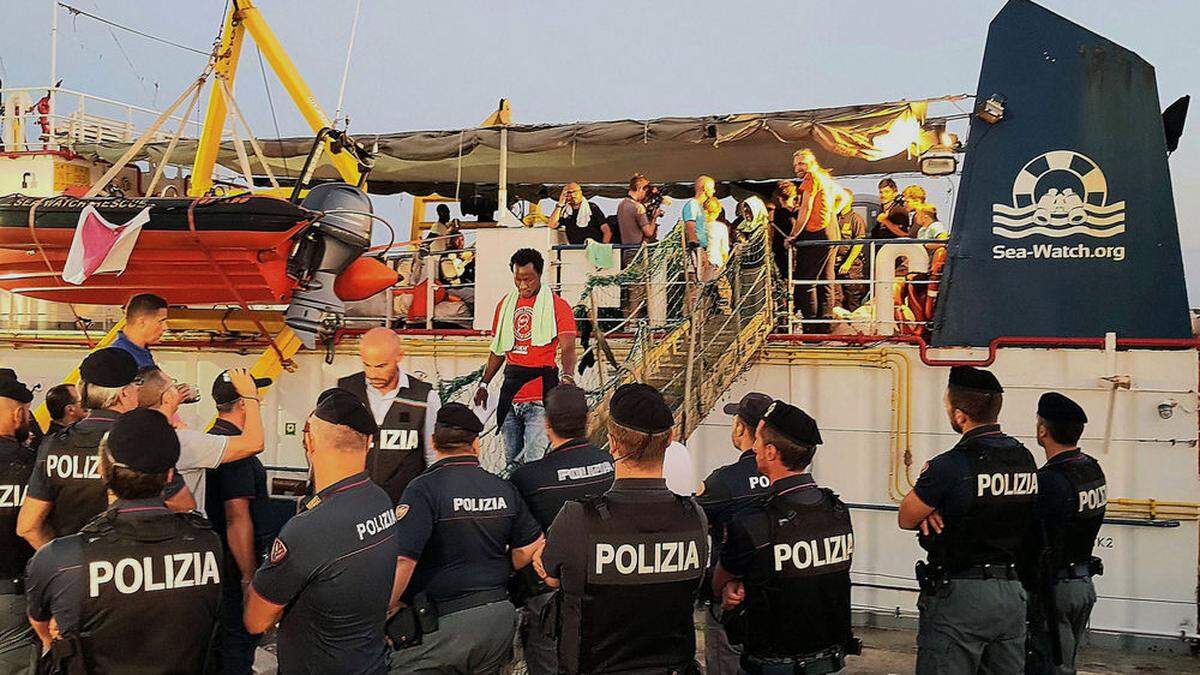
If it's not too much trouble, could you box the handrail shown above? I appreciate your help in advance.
[768,334,1200,368]
[844,502,1182,527]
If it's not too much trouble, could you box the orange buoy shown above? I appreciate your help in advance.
[334,256,398,301]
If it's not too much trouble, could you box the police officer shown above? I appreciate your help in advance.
[206,370,275,675]
[0,376,37,674]
[899,366,1039,674]
[18,347,141,548]
[389,403,544,674]
[338,327,441,503]
[714,401,856,675]
[24,408,223,673]
[539,383,708,675]
[244,389,399,674]
[698,392,774,675]
[1026,393,1106,675]
[509,384,614,675]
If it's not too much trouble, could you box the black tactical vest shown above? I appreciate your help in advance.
[926,431,1039,571]
[338,372,431,504]
[1046,452,1107,567]
[76,508,222,673]
[742,489,853,658]
[42,417,113,537]
[0,443,34,580]
[559,494,707,674]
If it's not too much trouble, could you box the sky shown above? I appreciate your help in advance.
[4,0,1198,300]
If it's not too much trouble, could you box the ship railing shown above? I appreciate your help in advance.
[0,86,210,152]
[360,238,477,331]
[783,237,949,337]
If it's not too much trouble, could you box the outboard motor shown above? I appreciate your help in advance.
[285,182,373,348]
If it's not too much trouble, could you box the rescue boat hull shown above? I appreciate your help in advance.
[0,194,311,305]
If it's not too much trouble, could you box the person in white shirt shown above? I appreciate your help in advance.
[137,366,266,516]
[663,440,697,496]
[337,327,441,503]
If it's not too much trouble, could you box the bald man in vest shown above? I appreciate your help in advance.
[337,328,441,503]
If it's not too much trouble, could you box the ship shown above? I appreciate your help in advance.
[1,0,1197,669]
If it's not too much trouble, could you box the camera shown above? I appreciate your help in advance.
[643,184,670,220]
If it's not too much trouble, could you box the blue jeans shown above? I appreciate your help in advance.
[501,401,549,474]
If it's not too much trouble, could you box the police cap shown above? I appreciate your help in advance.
[610,383,673,434]
[723,392,772,428]
[79,348,139,388]
[1037,392,1087,424]
[106,408,180,474]
[0,377,33,404]
[436,402,484,434]
[762,400,822,446]
[948,365,1003,394]
[313,388,378,436]
[211,370,273,406]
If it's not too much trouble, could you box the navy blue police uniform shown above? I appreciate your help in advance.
[251,390,399,675]
[26,348,139,537]
[697,393,774,675]
[509,429,614,675]
[0,377,37,675]
[389,403,543,674]
[718,402,856,675]
[1026,393,1107,675]
[912,367,1039,675]
[206,371,275,675]
[541,383,709,675]
[25,408,223,674]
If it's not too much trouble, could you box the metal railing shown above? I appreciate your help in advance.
[784,237,949,335]
[1,85,208,152]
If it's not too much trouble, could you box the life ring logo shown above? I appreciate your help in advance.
[992,150,1125,240]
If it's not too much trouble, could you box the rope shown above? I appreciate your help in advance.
[185,199,289,366]
[333,0,363,126]
[146,80,203,195]
[256,45,292,180]
[84,73,208,199]
[58,2,211,56]
[217,76,280,189]
[25,198,95,347]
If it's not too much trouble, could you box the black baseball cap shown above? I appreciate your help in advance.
[79,348,139,388]
[211,370,273,406]
[723,392,772,428]
[436,402,484,435]
[762,400,822,446]
[0,377,33,404]
[313,388,378,436]
[610,383,673,434]
[105,409,180,474]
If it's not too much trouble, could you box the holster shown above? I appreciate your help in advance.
[915,561,948,592]
[386,593,439,650]
[39,633,87,675]
[720,602,749,647]
[508,564,551,607]
[1088,556,1104,577]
